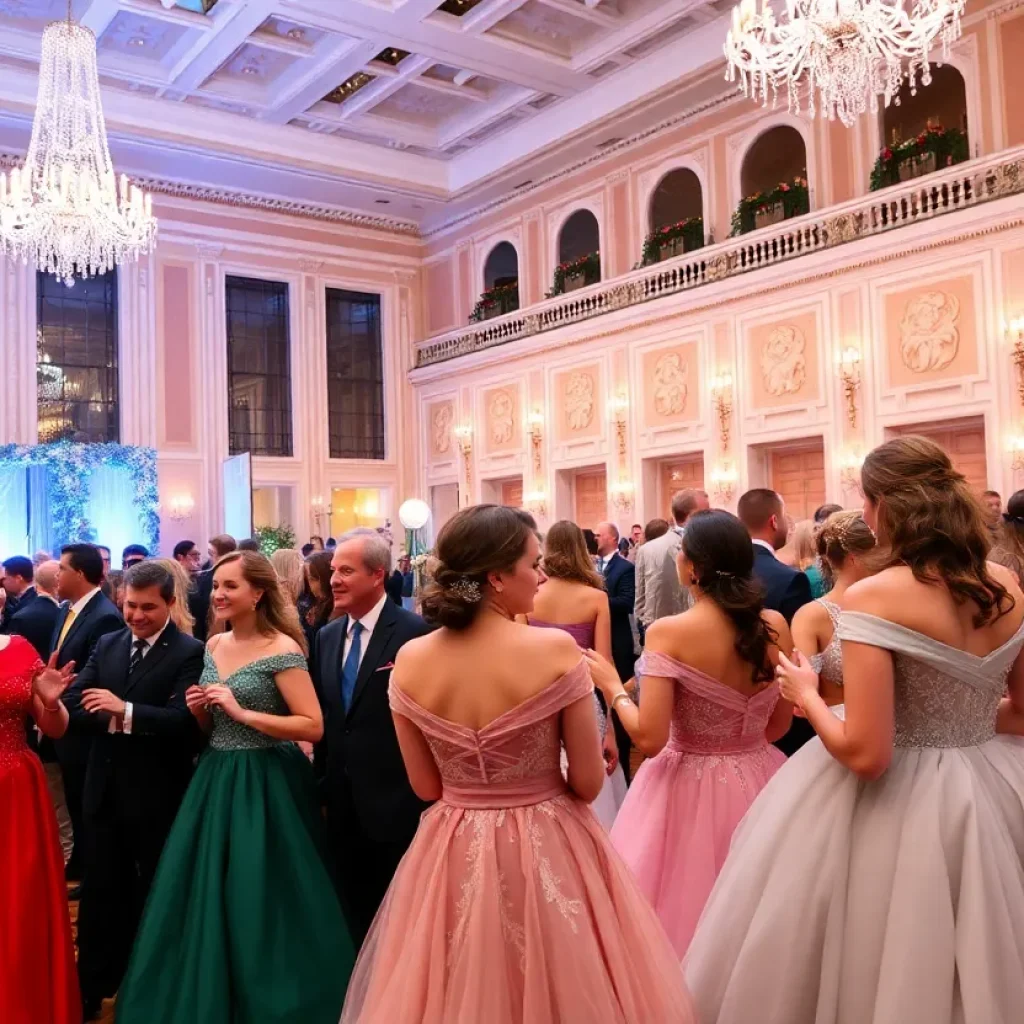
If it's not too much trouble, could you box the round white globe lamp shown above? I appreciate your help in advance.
[398,499,430,531]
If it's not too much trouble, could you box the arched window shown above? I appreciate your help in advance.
[469,242,520,322]
[735,125,809,234]
[553,209,600,295]
[872,65,970,189]
[644,167,705,264]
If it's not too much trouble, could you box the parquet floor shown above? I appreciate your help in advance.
[68,884,116,1023]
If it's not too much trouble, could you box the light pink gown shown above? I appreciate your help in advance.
[341,659,695,1024]
[610,650,786,958]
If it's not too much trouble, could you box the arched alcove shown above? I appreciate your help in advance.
[872,64,970,189]
[554,208,601,293]
[736,125,808,234]
[470,240,520,322]
[645,167,705,263]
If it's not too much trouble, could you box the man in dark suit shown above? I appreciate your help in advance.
[737,489,813,755]
[310,527,432,942]
[57,560,203,1020]
[0,555,38,631]
[595,521,637,782]
[8,558,61,660]
[51,543,124,885]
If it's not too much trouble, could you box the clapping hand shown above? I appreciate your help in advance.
[776,649,819,711]
[33,653,75,707]
[203,684,247,723]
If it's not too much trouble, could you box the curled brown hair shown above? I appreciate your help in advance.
[860,435,1012,626]
[302,550,336,627]
[542,520,605,590]
[816,510,876,584]
[420,504,533,630]
[214,551,308,655]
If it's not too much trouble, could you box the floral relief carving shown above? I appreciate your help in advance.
[564,372,596,432]
[898,291,961,373]
[432,403,453,456]
[652,352,688,417]
[760,325,808,397]
[489,389,516,446]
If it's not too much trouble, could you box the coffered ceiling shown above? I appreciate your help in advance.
[0,0,735,230]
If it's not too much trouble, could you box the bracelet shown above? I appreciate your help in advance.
[40,702,62,713]
[611,691,633,713]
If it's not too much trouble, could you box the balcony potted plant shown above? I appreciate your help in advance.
[547,251,601,297]
[730,176,810,236]
[868,122,969,191]
[640,216,705,266]
[468,280,519,323]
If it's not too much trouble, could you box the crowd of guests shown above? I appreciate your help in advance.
[2,435,1024,1023]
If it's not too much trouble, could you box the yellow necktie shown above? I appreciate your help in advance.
[57,607,77,651]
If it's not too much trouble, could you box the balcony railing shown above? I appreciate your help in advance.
[415,147,1024,368]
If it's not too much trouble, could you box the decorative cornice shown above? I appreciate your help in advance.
[0,152,421,237]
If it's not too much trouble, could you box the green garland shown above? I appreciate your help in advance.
[730,176,810,236]
[468,281,519,323]
[868,124,969,191]
[255,524,297,556]
[547,251,601,297]
[641,217,705,266]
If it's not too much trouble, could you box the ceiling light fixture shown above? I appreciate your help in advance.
[724,0,966,128]
[0,0,157,285]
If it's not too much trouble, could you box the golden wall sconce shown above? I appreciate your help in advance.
[1010,436,1024,474]
[310,494,331,530]
[839,450,864,491]
[165,494,195,522]
[454,425,473,505]
[709,373,733,451]
[838,346,862,429]
[524,489,548,519]
[1009,317,1024,409]
[609,480,634,513]
[528,411,543,475]
[607,393,629,458]
[709,463,737,505]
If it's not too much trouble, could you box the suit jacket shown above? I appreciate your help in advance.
[385,570,404,607]
[634,529,690,627]
[601,552,636,681]
[8,591,59,660]
[751,544,813,624]
[62,622,203,821]
[310,598,432,843]
[189,571,213,643]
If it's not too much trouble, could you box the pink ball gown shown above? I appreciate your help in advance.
[341,658,694,1023]
[610,650,786,958]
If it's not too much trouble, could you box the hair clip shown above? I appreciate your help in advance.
[447,577,482,603]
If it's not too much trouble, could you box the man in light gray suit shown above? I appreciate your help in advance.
[634,488,709,630]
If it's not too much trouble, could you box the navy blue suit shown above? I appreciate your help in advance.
[601,551,636,782]
[7,590,59,661]
[751,543,813,755]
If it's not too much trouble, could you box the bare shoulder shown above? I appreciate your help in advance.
[844,567,907,613]
[271,634,305,658]
[528,621,582,662]
[987,559,1021,596]
[394,630,436,670]
[790,600,825,628]
[645,609,698,653]
[762,608,789,635]
[206,633,224,653]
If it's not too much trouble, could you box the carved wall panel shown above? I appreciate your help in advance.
[641,342,699,428]
[483,383,520,454]
[747,311,820,409]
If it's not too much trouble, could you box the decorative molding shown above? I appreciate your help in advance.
[299,258,325,274]
[564,371,596,431]
[898,292,961,373]
[760,325,808,397]
[488,388,516,445]
[652,351,689,416]
[195,243,224,260]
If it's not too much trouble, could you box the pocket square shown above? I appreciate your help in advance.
[376,662,395,672]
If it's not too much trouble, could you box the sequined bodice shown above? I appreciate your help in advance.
[201,651,305,751]
[388,660,594,808]
[0,637,43,774]
[840,612,1024,748]
[636,650,780,754]
[809,599,843,688]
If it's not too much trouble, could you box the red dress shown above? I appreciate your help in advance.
[0,636,81,1024]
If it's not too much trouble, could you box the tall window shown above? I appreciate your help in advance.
[326,289,384,460]
[37,270,119,443]
[225,276,292,457]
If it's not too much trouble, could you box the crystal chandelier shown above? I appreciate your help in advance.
[724,0,966,128]
[0,1,157,285]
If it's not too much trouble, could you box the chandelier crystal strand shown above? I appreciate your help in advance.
[0,5,156,285]
[724,0,966,128]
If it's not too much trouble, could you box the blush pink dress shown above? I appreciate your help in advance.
[340,659,694,1024]
[610,650,786,958]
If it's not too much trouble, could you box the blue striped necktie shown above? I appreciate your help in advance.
[341,621,364,710]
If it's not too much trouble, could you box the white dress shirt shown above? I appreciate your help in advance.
[342,591,388,671]
[113,619,171,735]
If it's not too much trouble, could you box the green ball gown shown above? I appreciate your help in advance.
[115,653,354,1024]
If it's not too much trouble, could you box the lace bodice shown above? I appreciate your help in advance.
[809,599,843,688]
[636,650,780,755]
[388,659,594,808]
[200,651,306,751]
[0,637,42,774]
[839,612,1024,748]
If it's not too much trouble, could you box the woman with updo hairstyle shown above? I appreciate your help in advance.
[791,510,876,708]
[585,509,793,958]
[687,436,1024,1024]
[341,504,695,1024]
[990,488,1024,583]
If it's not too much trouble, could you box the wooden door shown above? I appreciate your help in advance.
[500,478,523,508]
[892,421,988,495]
[659,456,705,512]
[574,469,608,528]
[770,442,826,522]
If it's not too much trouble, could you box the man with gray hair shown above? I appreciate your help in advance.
[310,527,432,941]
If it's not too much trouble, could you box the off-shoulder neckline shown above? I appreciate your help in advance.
[203,649,305,684]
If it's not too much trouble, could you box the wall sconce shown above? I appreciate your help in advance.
[839,450,864,490]
[524,489,548,519]
[709,463,737,504]
[838,346,862,429]
[1009,317,1024,409]
[609,480,634,513]
[166,494,195,522]
[311,494,331,530]
[454,425,473,505]
[1010,436,1024,473]
[607,393,629,458]
[709,373,733,450]
[528,410,543,475]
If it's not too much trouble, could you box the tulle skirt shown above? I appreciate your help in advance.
[341,793,694,1023]
[685,735,1024,1024]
